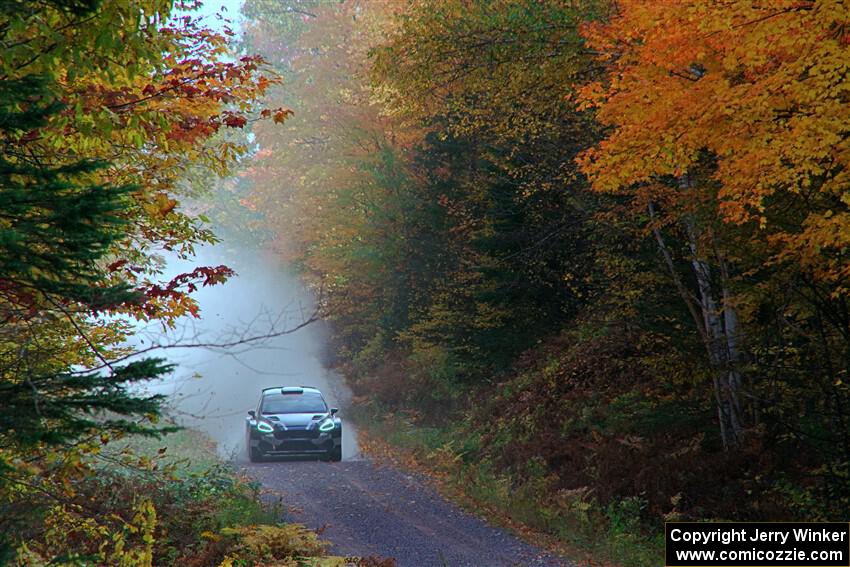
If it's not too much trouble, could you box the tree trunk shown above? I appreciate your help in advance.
[685,219,744,449]
[650,172,746,450]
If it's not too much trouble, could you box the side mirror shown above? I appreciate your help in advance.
[330,408,338,416]
[247,410,256,419]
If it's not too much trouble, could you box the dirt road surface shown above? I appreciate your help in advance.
[241,455,571,567]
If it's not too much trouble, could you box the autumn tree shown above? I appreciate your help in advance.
[579,0,850,464]
[0,77,175,451]
[365,0,605,376]
[0,0,277,446]
[0,0,284,560]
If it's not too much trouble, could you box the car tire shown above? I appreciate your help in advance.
[249,446,264,463]
[329,443,342,462]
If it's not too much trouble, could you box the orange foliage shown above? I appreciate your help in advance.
[579,0,850,287]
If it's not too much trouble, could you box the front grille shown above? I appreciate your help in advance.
[274,428,319,440]
[275,440,318,452]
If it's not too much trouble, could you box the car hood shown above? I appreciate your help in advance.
[261,412,328,428]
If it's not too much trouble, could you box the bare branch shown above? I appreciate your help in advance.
[77,304,322,373]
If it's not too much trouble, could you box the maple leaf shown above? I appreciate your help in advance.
[272,108,294,124]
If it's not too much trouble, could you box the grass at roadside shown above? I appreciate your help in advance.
[350,404,662,567]
[105,426,224,476]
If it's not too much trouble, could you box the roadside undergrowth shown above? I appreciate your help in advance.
[8,425,394,567]
[350,404,661,567]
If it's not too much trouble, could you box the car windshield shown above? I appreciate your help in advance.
[261,392,327,414]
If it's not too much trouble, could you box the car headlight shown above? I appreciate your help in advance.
[256,421,274,433]
[318,419,335,432]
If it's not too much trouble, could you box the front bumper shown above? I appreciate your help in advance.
[248,426,341,456]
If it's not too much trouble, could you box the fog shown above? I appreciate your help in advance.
[135,235,360,461]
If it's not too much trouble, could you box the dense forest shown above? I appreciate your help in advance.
[241,0,850,554]
[2,0,849,565]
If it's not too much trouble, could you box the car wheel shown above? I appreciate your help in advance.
[329,443,342,462]
[249,446,264,463]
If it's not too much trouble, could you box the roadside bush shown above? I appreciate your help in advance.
[218,524,327,564]
[468,326,796,523]
[8,457,273,565]
[5,432,394,567]
[349,347,463,419]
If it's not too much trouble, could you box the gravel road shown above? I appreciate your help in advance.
[240,455,571,567]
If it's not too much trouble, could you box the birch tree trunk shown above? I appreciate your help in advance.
[649,172,746,449]
[684,219,744,449]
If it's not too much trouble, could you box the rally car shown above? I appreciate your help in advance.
[246,386,342,462]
